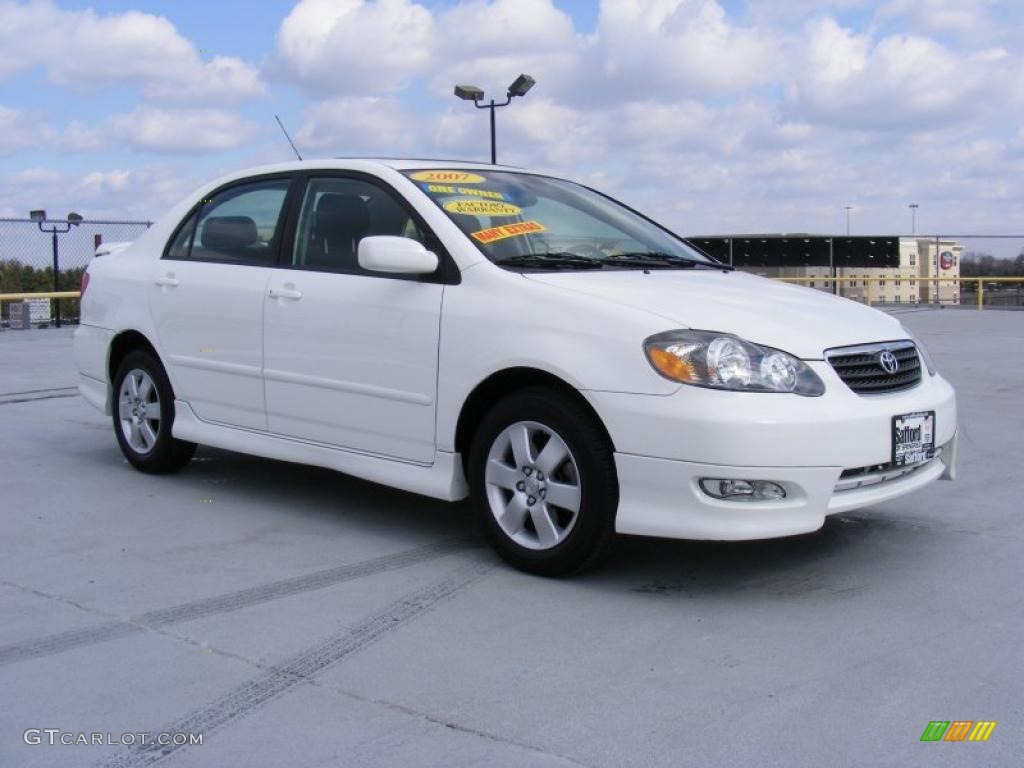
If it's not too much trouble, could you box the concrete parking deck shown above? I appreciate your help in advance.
[1,309,1021,768]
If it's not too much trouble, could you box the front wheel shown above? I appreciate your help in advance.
[112,350,196,474]
[468,387,618,576]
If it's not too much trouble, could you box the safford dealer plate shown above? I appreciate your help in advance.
[892,411,935,467]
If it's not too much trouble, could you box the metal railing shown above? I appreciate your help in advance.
[0,217,151,327]
[774,275,1024,309]
[4,277,1022,331]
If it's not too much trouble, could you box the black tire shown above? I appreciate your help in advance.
[111,350,196,474]
[468,386,618,576]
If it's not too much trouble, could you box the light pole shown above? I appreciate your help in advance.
[844,205,853,235]
[909,203,918,235]
[454,74,535,164]
[30,210,82,328]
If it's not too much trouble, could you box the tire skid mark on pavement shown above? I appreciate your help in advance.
[0,392,79,405]
[0,536,475,667]
[0,385,77,397]
[96,560,494,768]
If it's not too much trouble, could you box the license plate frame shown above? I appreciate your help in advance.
[891,411,936,467]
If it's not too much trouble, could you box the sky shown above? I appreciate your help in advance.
[1,0,1022,255]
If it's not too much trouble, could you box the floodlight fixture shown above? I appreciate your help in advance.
[454,84,485,101]
[453,74,536,164]
[507,74,535,98]
[31,209,78,328]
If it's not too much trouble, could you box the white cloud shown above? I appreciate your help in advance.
[0,164,203,220]
[0,106,53,155]
[788,17,1021,129]
[589,0,782,99]
[878,0,1002,41]
[272,0,434,95]
[3,0,1024,250]
[431,0,579,97]
[294,97,415,153]
[0,0,263,102]
[107,108,256,153]
[503,99,609,167]
[60,120,105,153]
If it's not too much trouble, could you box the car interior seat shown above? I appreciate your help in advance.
[307,193,370,271]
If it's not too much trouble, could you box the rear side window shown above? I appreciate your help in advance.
[176,179,290,265]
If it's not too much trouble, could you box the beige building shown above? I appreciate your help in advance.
[744,237,961,306]
[914,238,962,304]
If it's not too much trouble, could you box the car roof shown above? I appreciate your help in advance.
[198,157,536,192]
[341,157,524,171]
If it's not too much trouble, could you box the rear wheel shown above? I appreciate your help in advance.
[112,350,195,474]
[468,387,617,576]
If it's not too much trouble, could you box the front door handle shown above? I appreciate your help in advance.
[155,274,179,288]
[268,287,302,300]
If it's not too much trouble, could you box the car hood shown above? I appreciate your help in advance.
[523,269,906,359]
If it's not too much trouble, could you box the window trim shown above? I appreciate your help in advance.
[277,170,461,285]
[162,172,297,265]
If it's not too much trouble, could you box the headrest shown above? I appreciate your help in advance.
[368,196,411,236]
[315,194,369,240]
[201,216,258,250]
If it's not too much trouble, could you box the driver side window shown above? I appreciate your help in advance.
[292,177,428,275]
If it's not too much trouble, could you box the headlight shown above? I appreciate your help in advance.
[900,325,937,376]
[644,330,825,395]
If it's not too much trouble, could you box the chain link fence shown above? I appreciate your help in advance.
[685,233,1024,309]
[0,218,151,327]
[2,220,1022,329]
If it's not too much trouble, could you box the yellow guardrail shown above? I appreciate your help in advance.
[774,276,1024,310]
[0,291,81,301]
[2,278,1023,312]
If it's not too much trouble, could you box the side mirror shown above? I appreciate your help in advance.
[358,236,439,275]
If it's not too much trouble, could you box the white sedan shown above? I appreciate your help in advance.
[74,159,957,575]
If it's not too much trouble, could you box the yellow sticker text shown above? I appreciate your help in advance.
[410,171,486,184]
[471,220,547,244]
[445,200,521,216]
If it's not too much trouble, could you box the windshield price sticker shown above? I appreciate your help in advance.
[471,220,547,244]
[410,170,486,184]
[424,184,506,201]
[445,200,522,216]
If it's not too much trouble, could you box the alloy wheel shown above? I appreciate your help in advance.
[118,368,161,454]
[484,420,582,550]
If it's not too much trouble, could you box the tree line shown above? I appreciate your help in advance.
[0,259,84,320]
[961,252,1024,277]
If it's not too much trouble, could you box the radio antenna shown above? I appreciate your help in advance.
[274,114,303,161]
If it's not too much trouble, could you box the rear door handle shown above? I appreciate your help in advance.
[155,275,179,288]
[268,287,302,300]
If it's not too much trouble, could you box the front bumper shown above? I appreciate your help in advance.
[613,436,953,540]
[586,363,957,540]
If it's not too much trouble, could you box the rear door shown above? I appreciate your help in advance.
[262,173,447,463]
[149,175,294,430]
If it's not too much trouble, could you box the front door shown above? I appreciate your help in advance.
[262,175,444,463]
[149,176,292,430]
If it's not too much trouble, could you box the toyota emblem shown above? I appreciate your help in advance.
[878,350,899,375]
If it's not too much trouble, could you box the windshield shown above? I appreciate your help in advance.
[402,169,721,271]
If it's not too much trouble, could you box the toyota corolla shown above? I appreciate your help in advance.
[73,159,957,575]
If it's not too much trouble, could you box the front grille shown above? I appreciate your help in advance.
[826,341,921,395]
